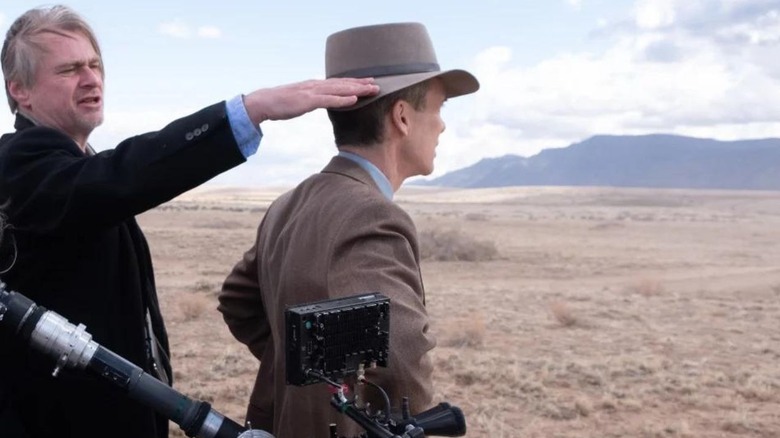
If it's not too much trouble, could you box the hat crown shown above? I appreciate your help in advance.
[326,23,440,78]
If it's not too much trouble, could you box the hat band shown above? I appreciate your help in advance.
[330,62,440,78]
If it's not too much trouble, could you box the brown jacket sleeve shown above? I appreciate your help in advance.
[327,198,436,415]
[218,238,271,360]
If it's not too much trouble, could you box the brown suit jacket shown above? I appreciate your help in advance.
[218,156,435,438]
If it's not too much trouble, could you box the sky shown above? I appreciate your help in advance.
[2,0,780,187]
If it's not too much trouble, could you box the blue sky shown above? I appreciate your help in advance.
[2,1,780,186]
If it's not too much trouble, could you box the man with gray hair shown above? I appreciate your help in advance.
[0,5,377,438]
[218,22,479,437]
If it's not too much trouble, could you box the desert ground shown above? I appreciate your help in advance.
[138,185,780,438]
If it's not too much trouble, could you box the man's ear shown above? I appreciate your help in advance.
[390,99,411,136]
[7,81,31,109]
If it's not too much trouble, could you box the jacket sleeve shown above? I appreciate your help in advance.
[327,199,436,415]
[0,103,246,234]
[218,238,271,360]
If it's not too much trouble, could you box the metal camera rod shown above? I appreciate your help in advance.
[0,282,272,438]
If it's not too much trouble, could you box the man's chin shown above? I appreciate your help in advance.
[81,116,104,131]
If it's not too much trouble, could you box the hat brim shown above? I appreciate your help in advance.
[331,68,479,112]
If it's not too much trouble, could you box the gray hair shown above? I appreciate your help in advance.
[1,5,102,113]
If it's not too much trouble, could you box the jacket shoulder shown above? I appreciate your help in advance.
[0,125,82,158]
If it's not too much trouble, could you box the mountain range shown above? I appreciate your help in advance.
[415,134,780,190]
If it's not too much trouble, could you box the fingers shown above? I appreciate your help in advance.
[322,95,360,109]
[309,78,379,98]
[306,78,378,110]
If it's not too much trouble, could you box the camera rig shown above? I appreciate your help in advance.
[286,293,465,438]
[0,283,466,438]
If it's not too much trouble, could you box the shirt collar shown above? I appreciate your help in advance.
[337,151,394,200]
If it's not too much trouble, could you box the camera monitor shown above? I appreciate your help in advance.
[285,292,390,386]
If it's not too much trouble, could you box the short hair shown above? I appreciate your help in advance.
[1,5,102,114]
[327,80,430,147]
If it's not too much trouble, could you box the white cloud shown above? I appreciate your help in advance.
[422,0,780,179]
[158,19,222,39]
[719,8,780,44]
[210,112,338,187]
[197,26,222,39]
[158,19,191,39]
[634,0,677,29]
[567,0,583,10]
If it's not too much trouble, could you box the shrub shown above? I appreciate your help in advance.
[178,295,209,322]
[442,314,486,348]
[418,229,498,262]
[549,300,578,327]
[630,278,664,297]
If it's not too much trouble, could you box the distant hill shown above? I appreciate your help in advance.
[415,134,780,190]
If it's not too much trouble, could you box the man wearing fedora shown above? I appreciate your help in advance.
[218,22,479,437]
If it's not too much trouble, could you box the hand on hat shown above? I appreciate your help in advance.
[243,78,379,124]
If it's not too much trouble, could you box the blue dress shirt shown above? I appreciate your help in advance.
[226,95,262,158]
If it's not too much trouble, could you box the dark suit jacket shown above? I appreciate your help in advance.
[218,156,436,438]
[0,103,245,438]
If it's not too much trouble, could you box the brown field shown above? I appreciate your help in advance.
[138,185,780,438]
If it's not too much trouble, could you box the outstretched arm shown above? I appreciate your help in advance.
[243,78,378,124]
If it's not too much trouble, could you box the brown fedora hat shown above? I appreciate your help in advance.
[326,22,479,111]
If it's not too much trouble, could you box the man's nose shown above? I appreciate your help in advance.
[80,66,102,87]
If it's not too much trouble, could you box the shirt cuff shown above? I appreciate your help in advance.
[226,95,262,158]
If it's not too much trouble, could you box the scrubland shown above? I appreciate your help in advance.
[138,185,780,438]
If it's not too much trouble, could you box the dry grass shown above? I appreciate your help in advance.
[133,186,780,438]
[418,228,499,261]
